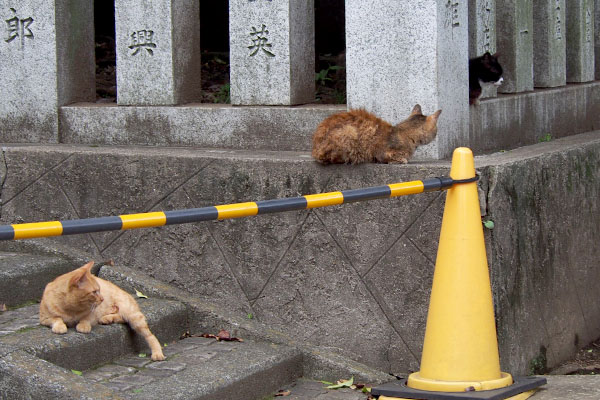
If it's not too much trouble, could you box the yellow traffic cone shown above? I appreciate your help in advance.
[374,147,545,400]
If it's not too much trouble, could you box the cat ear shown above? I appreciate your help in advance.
[410,104,422,116]
[425,110,442,129]
[69,261,94,287]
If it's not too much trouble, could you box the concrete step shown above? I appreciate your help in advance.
[86,336,302,400]
[0,251,75,307]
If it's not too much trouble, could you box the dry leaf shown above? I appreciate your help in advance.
[199,330,244,342]
[275,389,291,397]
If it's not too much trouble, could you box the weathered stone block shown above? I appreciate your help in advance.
[566,0,595,83]
[0,0,95,142]
[469,0,498,99]
[229,0,315,105]
[596,0,600,78]
[346,0,469,160]
[533,0,567,87]
[496,0,534,93]
[114,0,201,105]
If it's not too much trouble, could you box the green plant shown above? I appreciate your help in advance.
[528,347,547,375]
[214,83,231,104]
[539,133,552,142]
[315,65,344,86]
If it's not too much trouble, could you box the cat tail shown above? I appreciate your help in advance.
[124,311,165,361]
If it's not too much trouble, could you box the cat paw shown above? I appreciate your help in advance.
[76,321,92,333]
[99,315,115,325]
[51,322,68,334]
[151,351,166,361]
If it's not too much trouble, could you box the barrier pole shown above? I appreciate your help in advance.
[0,177,464,241]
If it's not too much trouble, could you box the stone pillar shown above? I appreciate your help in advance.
[566,0,595,82]
[114,0,200,105]
[346,0,469,160]
[533,0,566,87]
[595,0,600,79]
[0,0,95,143]
[229,0,315,105]
[469,0,497,99]
[496,0,533,93]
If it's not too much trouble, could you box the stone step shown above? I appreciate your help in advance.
[86,336,303,400]
[0,251,75,307]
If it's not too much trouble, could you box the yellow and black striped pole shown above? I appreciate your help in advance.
[0,176,476,241]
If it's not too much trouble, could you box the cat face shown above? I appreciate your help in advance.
[474,52,503,84]
[68,261,103,308]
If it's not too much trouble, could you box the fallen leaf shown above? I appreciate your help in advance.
[317,380,334,385]
[138,353,147,358]
[326,377,354,389]
[71,369,82,376]
[274,389,291,397]
[135,289,148,299]
[200,330,244,342]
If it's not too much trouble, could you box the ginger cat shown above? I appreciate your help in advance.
[312,105,442,164]
[39,261,165,361]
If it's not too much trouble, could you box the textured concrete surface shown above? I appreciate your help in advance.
[0,132,598,378]
[0,252,74,306]
[345,0,469,160]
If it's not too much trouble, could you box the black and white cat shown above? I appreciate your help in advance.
[469,52,503,105]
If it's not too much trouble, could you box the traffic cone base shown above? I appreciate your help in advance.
[372,376,546,400]
[407,371,513,392]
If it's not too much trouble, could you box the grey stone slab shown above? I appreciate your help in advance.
[534,375,600,399]
[114,0,200,105]
[469,0,498,99]
[566,0,596,82]
[146,360,186,372]
[229,0,315,105]
[84,364,137,382]
[346,0,469,160]
[496,0,534,93]
[60,103,341,151]
[533,0,567,87]
[0,1,95,143]
[161,341,199,358]
[114,356,153,369]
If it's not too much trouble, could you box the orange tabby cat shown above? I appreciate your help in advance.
[39,261,165,361]
[312,105,442,164]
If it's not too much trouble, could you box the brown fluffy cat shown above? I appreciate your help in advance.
[312,105,442,164]
[39,261,165,361]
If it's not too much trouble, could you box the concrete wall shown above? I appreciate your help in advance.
[0,132,598,376]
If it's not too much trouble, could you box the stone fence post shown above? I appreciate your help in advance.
[496,0,533,93]
[345,0,469,160]
[596,0,600,78]
[229,0,315,105]
[0,0,95,142]
[533,0,566,87]
[114,0,201,105]
[469,0,497,99]
[566,0,595,83]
